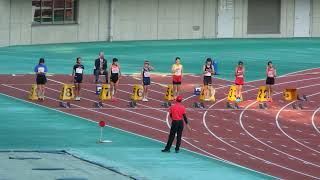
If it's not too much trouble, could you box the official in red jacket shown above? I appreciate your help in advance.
[162,96,191,153]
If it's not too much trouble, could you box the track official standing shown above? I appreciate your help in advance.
[162,96,191,153]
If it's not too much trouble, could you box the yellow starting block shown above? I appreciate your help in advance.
[283,88,297,101]
[131,84,143,101]
[227,85,243,102]
[99,84,111,101]
[164,84,174,101]
[59,84,75,100]
[199,85,215,102]
[29,84,38,100]
[256,86,268,102]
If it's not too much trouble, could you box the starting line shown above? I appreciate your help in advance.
[55,107,319,112]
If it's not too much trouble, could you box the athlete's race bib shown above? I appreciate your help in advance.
[76,68,83,74]
[144,71,150,77]
[112,67,119,73]
[205,71,212,76]
[38,67,45,73]
[268,70,274,77]
[174,68,181,75]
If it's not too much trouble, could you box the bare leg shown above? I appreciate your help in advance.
[114,81,119,96]
[144,85,149,99]
[173,85,178,98]
[37,85,41,99]
[236,85,240,98]
[269,85,273,100]
[74,83,79,97]
[78,83,81,97]
[239,85,243,99]
[177,85,181,96]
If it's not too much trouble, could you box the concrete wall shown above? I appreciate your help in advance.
[312,0,320,36]
[112,0,217,40]
[1,0,320,47]
[0,0,11,47]
[0,0,110,46]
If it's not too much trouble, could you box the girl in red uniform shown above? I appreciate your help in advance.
[235,61,245,103]
[266,61,276,101]
[172,57,183,98]
[108,58,121,101]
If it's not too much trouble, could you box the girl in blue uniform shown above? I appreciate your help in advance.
[141,60,153,102]
[109,58,121,101]
[34,58,48,101]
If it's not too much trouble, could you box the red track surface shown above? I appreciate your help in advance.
[1,69,320,179]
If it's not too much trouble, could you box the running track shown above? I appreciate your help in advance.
[1,68,320,179]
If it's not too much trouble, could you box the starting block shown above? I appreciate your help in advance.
[129,101,137,108]
[96,84,102,95]
[226,102,240,109]
[28,84,38,100]
[297,95,307,101]
[164,85,175,101]
[283,88,298,101]
[226,102,235,109]
[292,102,303,110]
[194,86,201,96]
[259,102,268,109]
[193,102,205,109]
[234,103,240,109]
[99,84,111,101]
[199,85,215,102]
[59,84,75,100]
[162,101,172,108]
[283,89,307,110]
[131,85,143,101]
[93,101,103,108]
[59,101,71,108]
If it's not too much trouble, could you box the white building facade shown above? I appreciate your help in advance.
[0,0,319,47]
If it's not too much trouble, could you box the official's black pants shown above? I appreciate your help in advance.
[164,120,184,151]
[94,69,108,83]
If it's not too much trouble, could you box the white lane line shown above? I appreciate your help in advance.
[276,91,320,155]
[49,78,237,166]
[236,83,320,173]
[46,86,167,123]
[1,84,168,133]
[49,80,168,112]
[0,90,228,170]
[4,82,242,174]
[48,78,165,104]
[311,106,320,135]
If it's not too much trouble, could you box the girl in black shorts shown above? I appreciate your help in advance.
[266,61,276,102]
[202,58,215,99]
[72,57,84,101]
[203,58,214,86]
[109,58,121,101]
[33,58,48,101]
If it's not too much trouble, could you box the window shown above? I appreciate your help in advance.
[32,0,77,24]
